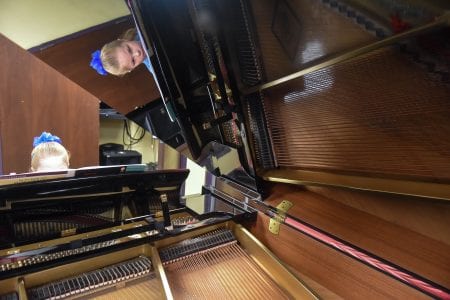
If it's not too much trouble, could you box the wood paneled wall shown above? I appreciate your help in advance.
[33,17,161,116]
[0,34,99,174]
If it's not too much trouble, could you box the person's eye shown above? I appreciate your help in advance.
[127,45,131,54]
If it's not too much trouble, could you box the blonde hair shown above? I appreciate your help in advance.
[100,28,138,76]
[31,142,70,172]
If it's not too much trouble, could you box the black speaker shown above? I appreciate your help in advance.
[100,149,142,166]
[99,143,124,153]
[126,100,181,142]
[164,133,185,149]
[147,103,180,141]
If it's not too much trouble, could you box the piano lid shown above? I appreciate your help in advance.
[126,0,258,191]
[0,165,190,248]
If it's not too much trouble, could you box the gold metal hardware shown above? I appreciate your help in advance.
[261,168,450,202]
[61,228,77,237]
[7,249,20,255]
[17,278,27,300]
[276,200,293,213]
[151,246,174,300]
[269,200,293,234]
[234,224,318,299]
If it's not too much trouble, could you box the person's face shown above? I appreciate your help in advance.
[115,40,145,73]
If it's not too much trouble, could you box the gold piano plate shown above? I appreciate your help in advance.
[0,220,317,299]
[154,220,317,299]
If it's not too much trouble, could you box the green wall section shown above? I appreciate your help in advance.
[0,0,129,49]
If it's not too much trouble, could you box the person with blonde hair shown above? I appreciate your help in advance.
[90,28,154,76]
[30,132,70,172]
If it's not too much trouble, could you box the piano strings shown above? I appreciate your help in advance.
[160,229,289,299]
[1,226,304,299]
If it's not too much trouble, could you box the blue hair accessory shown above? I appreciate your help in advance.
[90,50,108,76]
[33,132,62,148]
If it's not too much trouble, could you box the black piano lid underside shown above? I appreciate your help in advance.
[0,169,189,201]
[127,0,259,168]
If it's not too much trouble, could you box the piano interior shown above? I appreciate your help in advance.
[0,169,317,299]
[0,211,314,299]
[1,0,450,299]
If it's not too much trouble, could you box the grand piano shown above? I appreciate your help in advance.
[1,0,449,299]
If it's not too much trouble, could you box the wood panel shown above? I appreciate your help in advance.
[306,185,450,245]
[247,212,431,299]
[33,17,160,116]
[0,34,99,174]
[244,183,450,299]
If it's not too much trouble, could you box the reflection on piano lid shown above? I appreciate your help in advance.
[126,0,257,189]
[126,0,450,201]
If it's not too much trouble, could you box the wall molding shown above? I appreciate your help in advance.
[28,16,131,53]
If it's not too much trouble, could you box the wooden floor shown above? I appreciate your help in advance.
[244,183,450,299]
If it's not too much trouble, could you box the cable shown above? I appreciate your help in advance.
[122,120,146,149]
